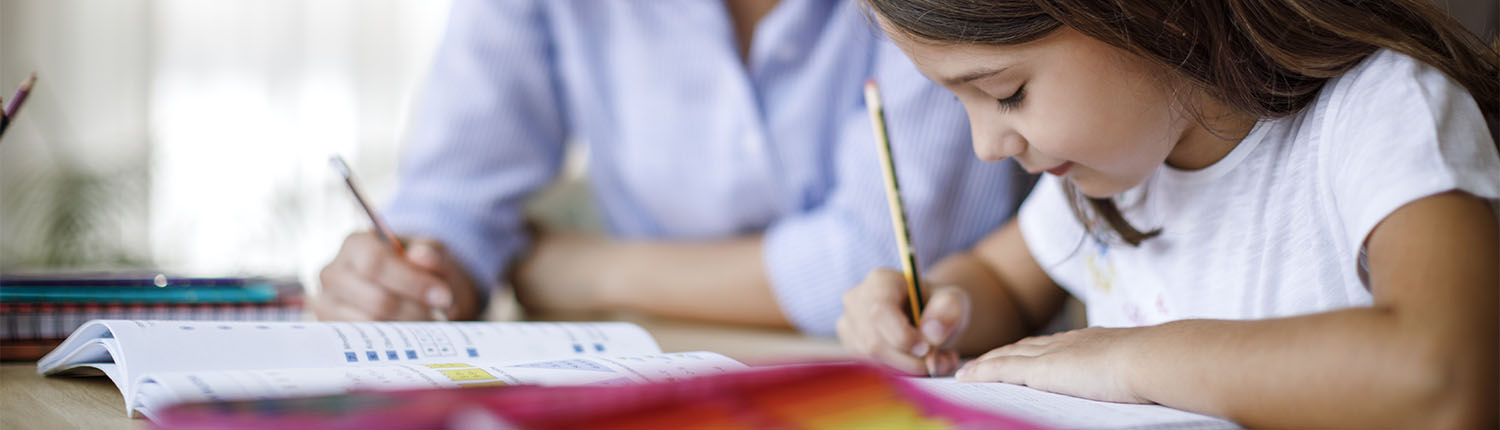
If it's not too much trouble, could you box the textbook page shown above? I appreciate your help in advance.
[909,378,1239,429]
[132,351,745,420]
[41,320,659,376]
[38,320,661,414]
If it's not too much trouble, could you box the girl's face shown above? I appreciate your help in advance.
[887,26,1243,198]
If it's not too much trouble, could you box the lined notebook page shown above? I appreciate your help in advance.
[908,378,1239,430]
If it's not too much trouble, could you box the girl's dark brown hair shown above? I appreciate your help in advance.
[866,0,1500,246]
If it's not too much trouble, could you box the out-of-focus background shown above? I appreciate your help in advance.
[1,0,453,289]
[0,0,1494,291]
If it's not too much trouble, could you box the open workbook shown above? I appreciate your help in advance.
[41,319,1238,429]
[37,320,747,420]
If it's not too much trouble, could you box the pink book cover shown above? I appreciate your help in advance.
[151,362,1046,429]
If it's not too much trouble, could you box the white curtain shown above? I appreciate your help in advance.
[147,0,448,287]
[0,0,450,289]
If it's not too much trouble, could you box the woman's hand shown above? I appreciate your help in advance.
[315,233,482,321]
[958,326,1150,404]
[837,268,971,376]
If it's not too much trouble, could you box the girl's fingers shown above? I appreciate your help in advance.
[976,342,1049,361]
[872,304,926,356]
[846,269,910,307]
[840,268,945,370]
[927,349,961,376]
[956,354,1034,384]
[835,315,873,355]
[870,344,930,376]
[919,287,970,347]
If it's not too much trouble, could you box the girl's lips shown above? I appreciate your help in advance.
[1045,162,1073,176]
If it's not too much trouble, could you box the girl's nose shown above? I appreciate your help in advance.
[974,132,1026,162]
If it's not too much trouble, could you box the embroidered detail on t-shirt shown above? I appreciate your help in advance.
[1123,302,1145,325]
[1086,243,1116,294]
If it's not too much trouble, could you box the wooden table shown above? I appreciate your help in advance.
[3,364,133,429]
[0,313,847,429]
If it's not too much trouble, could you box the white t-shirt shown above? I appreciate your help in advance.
[1018,49,1500,327]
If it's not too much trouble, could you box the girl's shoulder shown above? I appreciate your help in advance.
[1303,49,1500,261]
[1303,48,1495,182]
[1313,49,1488,147]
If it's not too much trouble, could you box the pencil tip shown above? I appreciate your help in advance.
[21,73,35,90]
[329,155,352,177]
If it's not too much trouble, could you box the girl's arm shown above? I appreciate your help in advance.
[962,191,1497,428]
[928,220,1069,355]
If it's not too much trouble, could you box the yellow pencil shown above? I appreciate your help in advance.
[863,80,927,334]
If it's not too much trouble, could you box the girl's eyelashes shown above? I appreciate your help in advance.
[996,85,1026,112]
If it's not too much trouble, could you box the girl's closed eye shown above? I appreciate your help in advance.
[996,85,1026,112]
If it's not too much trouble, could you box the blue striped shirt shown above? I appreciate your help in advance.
[385,0,1033,335]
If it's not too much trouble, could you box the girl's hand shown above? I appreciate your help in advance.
[837,268,970,376]
[956,326,1150,404]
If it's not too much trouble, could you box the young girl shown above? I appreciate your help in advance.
[836,1,1498,427]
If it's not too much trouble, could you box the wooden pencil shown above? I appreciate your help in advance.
[863,80,926,326]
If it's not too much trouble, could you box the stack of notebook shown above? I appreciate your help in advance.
[0,272,304,360]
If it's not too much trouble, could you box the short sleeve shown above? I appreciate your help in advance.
[1320,50,1500,255]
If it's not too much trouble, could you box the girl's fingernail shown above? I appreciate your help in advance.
[921,321,946,344]
[910,341,931,357]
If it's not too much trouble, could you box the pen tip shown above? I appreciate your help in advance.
[865,78,876,88]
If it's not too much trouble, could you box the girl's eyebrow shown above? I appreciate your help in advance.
[944,66,1009,86]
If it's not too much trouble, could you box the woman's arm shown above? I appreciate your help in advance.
[512,231,790,328]
[962,192,1498,428]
